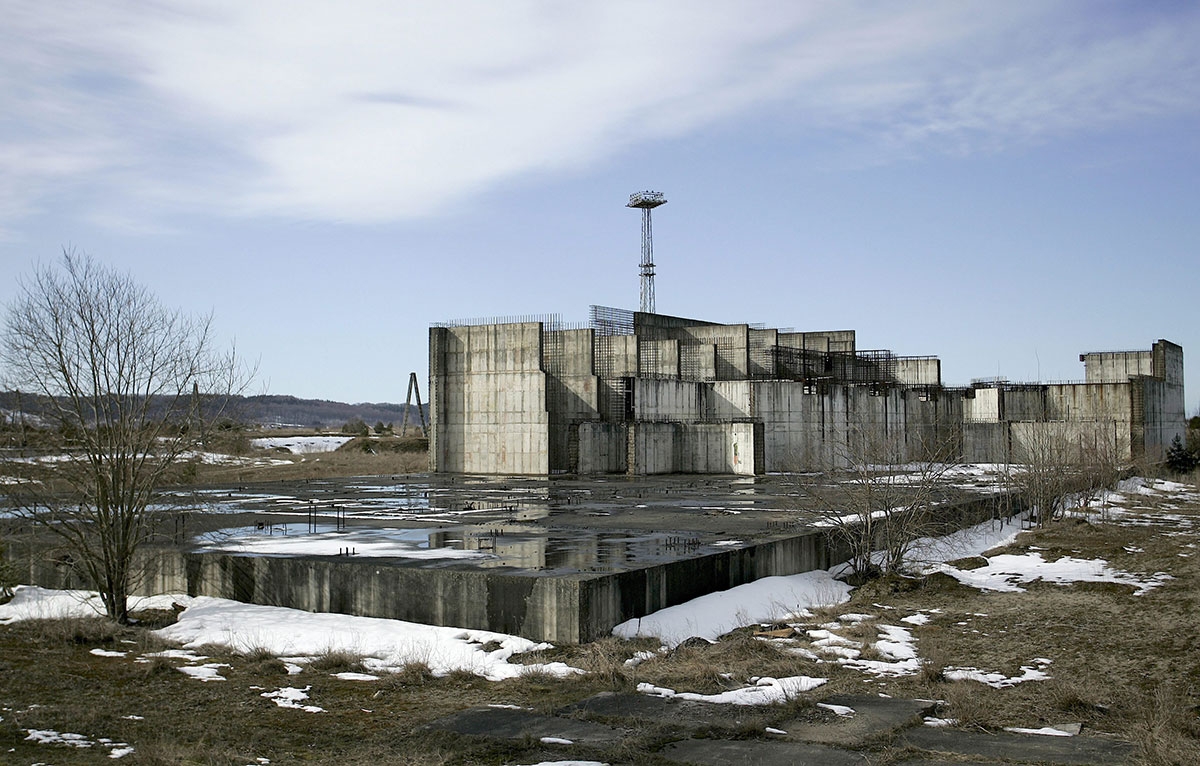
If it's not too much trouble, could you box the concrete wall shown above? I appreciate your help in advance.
[895,358,941,386]
[430,314,1183,477]
[595,335,638,377]
[128,531,836,642]
[674,325,750,380]
[635,379,701,421]
[1141,377,1186,461]
[1154,340,1185,386]
[430,323,549,475]
[679,343,717,381]
[748,328,779,378]
[778,330,856,353]
[963,422,1008,463]
[578,531,831,638]
[703,381,753,420]
[577,422,626,473]
[638,339,680,378]
[754,382,905,470]
[626,421,758,475]
[964,388,1001,423]
[1083,350,1153,383]
[1003,388,1048,421]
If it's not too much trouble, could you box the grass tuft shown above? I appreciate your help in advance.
[308,647,368,674]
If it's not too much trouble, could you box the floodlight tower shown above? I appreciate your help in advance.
[627,190,667,314]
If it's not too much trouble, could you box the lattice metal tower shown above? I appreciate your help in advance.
[627,190,666,314]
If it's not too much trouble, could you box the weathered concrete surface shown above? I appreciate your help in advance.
[10,473,1016,643]
[903,727,1134,764]
[419,693,1136,765]
[660,738,870,766]
[424,706,621,745]
[560,691,774,734]
[429,312,1183,474]
[782,694,935,747]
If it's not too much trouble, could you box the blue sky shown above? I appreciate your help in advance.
[2,1,1198,411]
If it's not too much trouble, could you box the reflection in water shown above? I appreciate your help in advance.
[427,525,704,573]
[156,473,792,573]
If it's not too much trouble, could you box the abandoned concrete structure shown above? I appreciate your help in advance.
[429,306,1185,476]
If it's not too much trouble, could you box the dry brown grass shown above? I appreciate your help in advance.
[308,647,369,674]
[2,479,1198,764]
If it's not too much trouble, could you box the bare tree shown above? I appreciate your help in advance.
[1001,420,1126,527]
[0,250,248,621]
[796,420,963,580]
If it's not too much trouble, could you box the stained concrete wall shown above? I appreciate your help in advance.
[963,422,1008,463]
[635,379,702,421]
[595,335,638,377]
[1141,377,1186,460]
[1045,383,1127,422]
[778,330,856,353]
[431,315,1182,477]
[430,323,549,475]
[577,422,627,474]
[703,381,753,420]
[638,339,680,378]
[964,388,1001,423]
[1155,340,1185,386]
[679,343,717,381]
[752,383,961,472]
[1083,350,1154,383]
[1003,388,1048,421]
[672,325,750,380]
[895,358,941,386]
[627,421,758,475]
[748,328,779,378]
[544,329,601,472]
[754,383,904,471]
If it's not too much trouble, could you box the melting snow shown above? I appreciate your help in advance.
[195,525,492,560]
[156,596,583,681]
[932,552,1171,595]
[262,686,324,713]
[1005,726,1074,737]
[637,675,827,705]
[613,571,853,646]
[250,436,354,454]
[944,658,1053,688]
[24,728,133,758]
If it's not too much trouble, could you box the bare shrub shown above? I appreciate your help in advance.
[795,421,963,579]
[1005,420,1127,527]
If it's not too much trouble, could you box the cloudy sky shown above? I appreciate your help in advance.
[2,1,1198,410]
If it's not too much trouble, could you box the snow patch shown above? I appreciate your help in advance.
[637,675,827,705]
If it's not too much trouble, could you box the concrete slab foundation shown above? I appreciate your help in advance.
[9,473,1018,643]
[902,727,1135,764]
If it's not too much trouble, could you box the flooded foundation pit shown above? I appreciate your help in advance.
[24,471,1010,643]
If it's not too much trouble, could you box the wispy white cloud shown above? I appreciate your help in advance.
[2,1,1198,227]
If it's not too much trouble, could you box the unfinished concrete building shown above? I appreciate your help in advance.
[428,307,1184,475]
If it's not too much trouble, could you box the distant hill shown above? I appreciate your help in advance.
[0,391,428,431]
[237,394,428,429]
